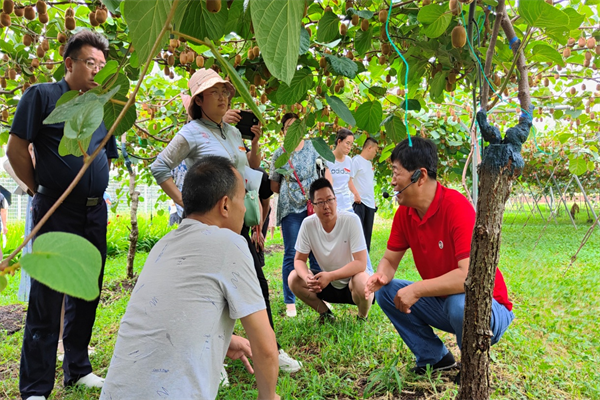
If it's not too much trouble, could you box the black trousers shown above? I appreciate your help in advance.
[352,202,376,252]
[20,193,107,399]
[240,224,281,350]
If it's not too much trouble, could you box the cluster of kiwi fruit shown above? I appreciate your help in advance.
[1,0,49,26]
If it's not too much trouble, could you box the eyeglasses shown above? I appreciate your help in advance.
[312,197,336,208]
[71,58,106,72]
[204,89,231,99]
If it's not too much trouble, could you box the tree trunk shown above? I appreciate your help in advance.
[459,1,531,396]
[459,148,517,399]
[126,170,139,279]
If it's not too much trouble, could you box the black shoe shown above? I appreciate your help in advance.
[453,370,461,385]
[318,310,336,324]
[410,352,457,375]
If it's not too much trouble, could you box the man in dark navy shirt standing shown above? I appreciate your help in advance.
[7,30,118,400]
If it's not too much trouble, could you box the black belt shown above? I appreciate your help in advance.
[36,185,102,207]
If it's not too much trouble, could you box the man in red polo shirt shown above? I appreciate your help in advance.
[365,137,514,375]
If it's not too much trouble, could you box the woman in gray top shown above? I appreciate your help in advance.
[150,68,302,375]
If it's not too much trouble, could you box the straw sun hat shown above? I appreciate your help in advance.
[187,68,236,118]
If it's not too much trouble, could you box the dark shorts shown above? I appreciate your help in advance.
[310,269,355,305]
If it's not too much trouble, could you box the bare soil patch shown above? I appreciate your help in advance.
[0,304,26,335]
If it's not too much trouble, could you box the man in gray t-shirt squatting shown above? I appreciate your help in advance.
[101,156,280,400]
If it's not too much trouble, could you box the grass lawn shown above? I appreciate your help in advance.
[0,211,599,399]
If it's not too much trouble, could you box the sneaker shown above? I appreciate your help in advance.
[75,372,105,388]
[220,365,229,387]
[410,352,457,375]
[285,304,297,318]
[278,349,302,373]
[25,397,46,400]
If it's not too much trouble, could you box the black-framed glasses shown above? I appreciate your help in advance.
[71,57,106,72]
[312,197,336,208]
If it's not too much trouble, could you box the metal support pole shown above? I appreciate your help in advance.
[573,174,599,223]
[552,175,577,229]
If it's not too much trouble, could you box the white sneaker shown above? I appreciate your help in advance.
[278,349,302,373]
[285,304,297,318]
[25,397,46,400]
[220,365,229,387]
[75,372,104,388]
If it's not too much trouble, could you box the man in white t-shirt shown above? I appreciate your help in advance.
[352,137,378,252]
[288,178,374,321]
[101,156,279,400]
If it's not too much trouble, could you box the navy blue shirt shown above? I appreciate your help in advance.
[10,79,118,198]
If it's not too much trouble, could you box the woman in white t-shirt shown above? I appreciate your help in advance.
[325,128,360,212]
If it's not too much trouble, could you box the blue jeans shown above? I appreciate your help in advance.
[280,211,321,304]
[376,279,514,367]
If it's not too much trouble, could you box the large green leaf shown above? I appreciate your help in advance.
[400,99,422,112]
[368,86,387,98]
[58,135,93,157]
[283,119,306,154]
[102,0,123,15]
[0,275,7,292]
[122,0,171,65]
[317,10,340,43]
[310,137,335,162]
[531,44,565,67]
[276,68,314,105]
[563,8,585,30]
[64,101,104,140]
[429,72,446,104]
[417,4,452,38]
[274,152,290,169]
[251,0,305,85]
[383,115,407,143]
[177,0,229,42]
[568,156,588,175]
[354,27,372,56]
[104,94,137,136]
[326,94,356,126]
[354,101,383,134]
[205,41,266,125]
[93,60,120,85]
[44,86,120,125]
[20,232,102,301]
[518,0,570,29]
[324,54,358,79]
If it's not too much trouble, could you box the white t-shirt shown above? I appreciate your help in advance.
[295,211,367,289]
[100,219,265,400]
[351,155,376,209]
[326,156,353,212]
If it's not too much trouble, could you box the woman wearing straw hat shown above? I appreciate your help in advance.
[151,68,302,378]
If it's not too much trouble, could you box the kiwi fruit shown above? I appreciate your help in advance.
[8,68,16,80]
[169,71,174,79]
[378,55,386,65]
[378,10,387,23]
[163,65,170,76]
[422,0,431,4]
[260,93,267,104]
[0,77,6,88]
[234,54,241,66]
[351,14,359,26]
[252,46,260,58]
[29,75,36,84]
[451,25,466,48]
[587,37,596,49]
[14,6,23,16]
[386,74,391,83]
[581,83,586,90]
[36,0,46,14]
[41,39,49,51]
[23,34,33,46]
[179,52,187,64]
[23,82,30,91]
[360,18,369,32]
[206,0,221,13]
[578,37,585,47]
[3,0,13,14]
[95,8,107,24]
[585,51,592,61]
[58,32,67,44]
[448,71,457,85]
[65,7,74,17]
[1,109,8,120]
[196,55,204,68]
[381,42,391,55]
[584,59,590,68]
[324,6,332,12]
[567,37,575,46]
[24,5,35,20]
[36,45,45,58]
[247,48,255,60]
[1,12,11,27]
[449,0,460,16]
[38,12,47,23]
[562,47,570,58]
[326,77,332,87]
[319,57,327,68]
[339,23,347,36]
[253,73,261,86]
[59,45,65,57]
[345,50,354,60]
[167,54,175,66]
[89,12,99,26]
[570,87,576,95]
[65,16,76,30]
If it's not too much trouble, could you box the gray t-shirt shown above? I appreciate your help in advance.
[100,219,265,400]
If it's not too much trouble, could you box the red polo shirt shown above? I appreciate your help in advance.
[387,183,512,311]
